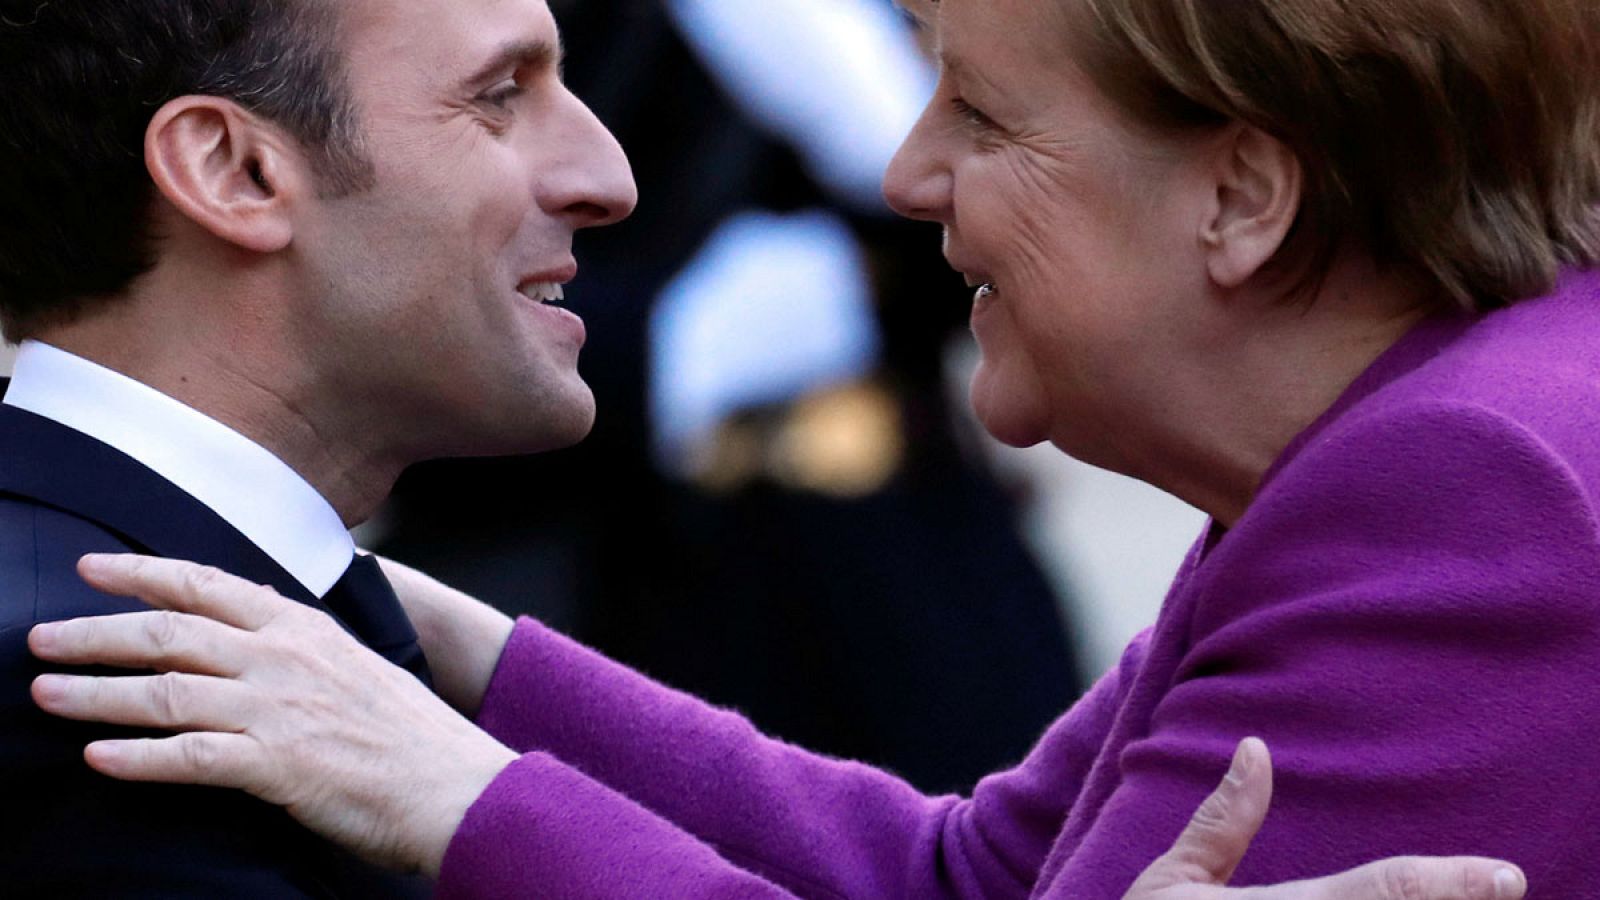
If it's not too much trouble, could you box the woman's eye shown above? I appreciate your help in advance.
[952,98,996,130]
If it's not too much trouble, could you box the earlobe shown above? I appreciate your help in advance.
[1200,125,1302,290]
[144,97,297,254]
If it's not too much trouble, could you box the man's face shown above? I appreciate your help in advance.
[289,0,636,462]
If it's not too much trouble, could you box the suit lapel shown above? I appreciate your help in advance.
[0,403,327,611]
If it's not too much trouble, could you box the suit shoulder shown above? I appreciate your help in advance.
[0,495,142,632]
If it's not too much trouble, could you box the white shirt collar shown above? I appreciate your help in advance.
[3,340,354,596]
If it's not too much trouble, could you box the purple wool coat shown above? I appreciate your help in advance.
[438,270,1600,899]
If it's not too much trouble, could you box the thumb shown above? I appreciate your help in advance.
[1131,737,1273,892]
[1306,856,1526,900]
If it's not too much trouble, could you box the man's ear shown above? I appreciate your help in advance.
[144,96,305,254]
[1198,124,1302,290]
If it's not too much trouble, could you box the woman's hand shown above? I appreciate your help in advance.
[28,554,516,877]
[373,554,513,716]
[29,554,1529,898]
[1126,738,1527,900]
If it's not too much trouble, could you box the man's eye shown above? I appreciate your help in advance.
[479,78,525,109]
[952,98,996,130]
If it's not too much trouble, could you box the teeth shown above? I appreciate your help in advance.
[975,283,996,301]
[519,282,565,304]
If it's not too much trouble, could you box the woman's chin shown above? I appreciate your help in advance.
[985,425,1045,449]
[970,372,1049,448]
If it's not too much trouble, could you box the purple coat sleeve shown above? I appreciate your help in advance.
[439,616,1143,898]
[1041,401,1600,895]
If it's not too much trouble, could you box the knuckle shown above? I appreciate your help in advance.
[152,671,188,724]
[181,732,223,774]
[286,600,327,629]
[254,592,298,630]
[262,601,299,629]
[182,565,225,601]
[283,606,335,645]
[143,610,185,653]
[1188,788,1231,834]
[1377,861,1429,900]
[78,675,108,709]
[61,616,96,651]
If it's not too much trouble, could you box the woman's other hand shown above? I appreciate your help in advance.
[28,553,516,877]
[1126,738,1527,900]
[374,554,514,716]
[29,554,1531,898]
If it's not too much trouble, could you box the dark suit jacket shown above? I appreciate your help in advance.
[0,399,431,897]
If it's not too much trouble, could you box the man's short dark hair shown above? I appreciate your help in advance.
[0,0,375,340]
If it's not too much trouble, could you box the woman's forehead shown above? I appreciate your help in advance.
[894,0,939,31]
[897,0,1069,54]
[899,0,1077,82]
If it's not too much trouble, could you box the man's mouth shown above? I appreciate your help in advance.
[518,281,566,305]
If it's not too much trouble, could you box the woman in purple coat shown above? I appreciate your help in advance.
[27,0,1598,895]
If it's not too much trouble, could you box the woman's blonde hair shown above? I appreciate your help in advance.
[1067,0,1600,309]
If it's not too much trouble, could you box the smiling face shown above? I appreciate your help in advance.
[883,0,1217,462]
[288,0,636,462]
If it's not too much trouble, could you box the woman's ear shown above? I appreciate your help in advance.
[144,96,305,254]
[1198,124,1302,289]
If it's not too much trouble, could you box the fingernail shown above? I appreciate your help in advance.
[1226,739,1252,785]
[32,673,69,702]
[79,553,112,575]
[85,741,124,768]
[1494,866,1526,899]
[29,621,60,650]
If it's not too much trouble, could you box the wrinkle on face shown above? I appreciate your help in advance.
[971,125,1100,286]
[889,0,1215,463]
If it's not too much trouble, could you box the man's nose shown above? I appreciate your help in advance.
[546,92,639,229]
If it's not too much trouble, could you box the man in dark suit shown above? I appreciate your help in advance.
[0,0,634,893]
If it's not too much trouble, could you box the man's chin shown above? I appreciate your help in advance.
[515,390,597,454]
[436,387,596,459]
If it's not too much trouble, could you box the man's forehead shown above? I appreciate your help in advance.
[342,0,554,44]
[339,0,558,78]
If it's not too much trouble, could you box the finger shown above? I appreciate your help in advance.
[30,609,248,676]
[1309,857,1527,900]
[1143,737,1274,888]
[77,554,293,631]
[84,732,267,796]
[33,671,253,733]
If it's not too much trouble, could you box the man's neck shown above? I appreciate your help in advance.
[5,340,361,594]
[34,315,399,528]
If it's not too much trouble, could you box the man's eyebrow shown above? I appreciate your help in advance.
[456,38,564,91]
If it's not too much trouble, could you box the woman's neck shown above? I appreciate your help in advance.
[1108,261,1438,527]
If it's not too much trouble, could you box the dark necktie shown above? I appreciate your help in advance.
[320,553,434,688]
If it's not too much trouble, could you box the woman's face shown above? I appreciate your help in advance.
[885,0,1215,460]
